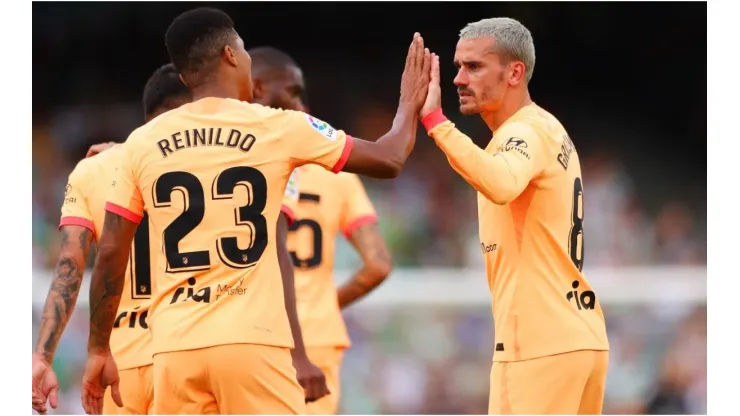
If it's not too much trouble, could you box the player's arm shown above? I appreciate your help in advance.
[34,167,95,364]
[423,113,550,205]
[336,175,391,308]
[88,147,144,353]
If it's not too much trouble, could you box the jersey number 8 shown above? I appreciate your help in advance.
[568,177,585,271]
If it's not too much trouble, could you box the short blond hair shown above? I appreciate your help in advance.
[459,17,536,83]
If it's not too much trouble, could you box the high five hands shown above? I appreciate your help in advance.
[399,33,442,122]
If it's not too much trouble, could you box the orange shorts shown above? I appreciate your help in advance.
[103,365,154,415]
[489,350,609,415]
[305,346,344,415]
[152,344,305,415]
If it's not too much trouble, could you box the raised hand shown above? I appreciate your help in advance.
[420,53,441,119]
[399,33,432,111]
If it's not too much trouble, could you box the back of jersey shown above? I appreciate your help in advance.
[106,97,353,355]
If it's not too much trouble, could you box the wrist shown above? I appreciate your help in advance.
[421,108,447,132]
[33,351,53,365]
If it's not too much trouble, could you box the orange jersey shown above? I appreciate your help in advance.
[60,145,154,370]
[287,165,377,348]
[105,97,353,356]
[424,104,609,362]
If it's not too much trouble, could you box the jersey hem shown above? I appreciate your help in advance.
[105,202,143,224]
[331,135,354,173]
[342,214,378,238]
[280,204,296,226]
[58,216,96,236]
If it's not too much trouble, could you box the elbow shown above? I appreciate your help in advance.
[379,159,403,179]
[366,259,393,284]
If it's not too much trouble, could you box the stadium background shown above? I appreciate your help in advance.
[32,2,707,415]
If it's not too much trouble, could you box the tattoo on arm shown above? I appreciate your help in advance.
[35,226,93,362]
[338,222,392,308]
[88,212,137,352]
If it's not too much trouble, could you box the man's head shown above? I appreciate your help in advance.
[249,47,306,111]
[142,63,192,122]
[165,7,253,101]
[454,17,535,115]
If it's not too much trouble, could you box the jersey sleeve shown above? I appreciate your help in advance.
[280,169,299,226]
[59,162,95,234]
[104,143,144,224]
[423,109,551,205]
[339,174,378,238]
[282,111,354,173]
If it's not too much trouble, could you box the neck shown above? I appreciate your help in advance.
[481,89,532,133]
[191,77,242,102]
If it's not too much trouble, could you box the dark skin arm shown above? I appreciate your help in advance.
[277,213,329,402]
[88,212,138,353]
[338,222,392,308]
[34,225,94,363]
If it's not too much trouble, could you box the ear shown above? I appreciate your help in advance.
[223,45,238,67]
[508,61,526,86]
[252,78,265,100]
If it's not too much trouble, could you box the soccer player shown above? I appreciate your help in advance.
[79,7,431,415]
[249,46,393,414]
[418,18,610,414]
[31,63,192,415]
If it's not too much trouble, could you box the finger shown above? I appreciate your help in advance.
[422,48,432,82]
[405,34,417,72]
[111,382,124,408]
[304,381,318,403]
[86,147,95,158]
[413,34,423,71]
[431,54,441,85]
[49,386,59,409]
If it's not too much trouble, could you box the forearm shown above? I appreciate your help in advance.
[277,214,309,359]
[35,250,90,362]
[376,104,418,169]
[425,112,520,204]
[338,223,392,309]
[87,244,127,352]
[337,267,386,308]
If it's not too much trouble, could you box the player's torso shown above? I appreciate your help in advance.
[287,165,350,348]
[131,99,297,353]
[83,147,154,369]
[477,105,609,361]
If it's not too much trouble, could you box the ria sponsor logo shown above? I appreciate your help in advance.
[565,280,596,310]
[114,306,148,329]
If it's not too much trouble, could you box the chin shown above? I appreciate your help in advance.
[459,104,480,115]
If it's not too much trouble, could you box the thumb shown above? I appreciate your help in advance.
[430,54,440,86]
[48,385,59,409]
[111,381,124,408]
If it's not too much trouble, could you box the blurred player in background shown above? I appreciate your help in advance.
[249,46,393,414]
[31,63,191,415]
[80,7,431,415]
[418,18,610,414]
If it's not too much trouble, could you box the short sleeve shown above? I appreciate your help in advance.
[284,111,354,173]
[280,169,299,226]
[104,143,144,224]
[339,174,378,238]
[59,162,95,233]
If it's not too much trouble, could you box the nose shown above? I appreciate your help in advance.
[453,68,468,87]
